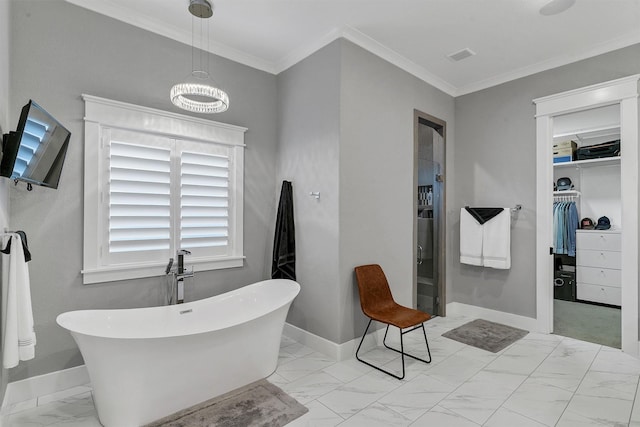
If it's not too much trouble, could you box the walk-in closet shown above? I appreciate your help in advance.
[552,104,621,347]
[535,75,639,355]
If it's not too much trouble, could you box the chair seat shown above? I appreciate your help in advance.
[366,304,431,329]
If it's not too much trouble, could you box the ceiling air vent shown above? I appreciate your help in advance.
[447,48,476,62]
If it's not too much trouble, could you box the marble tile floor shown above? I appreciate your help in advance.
[6,314,640,426]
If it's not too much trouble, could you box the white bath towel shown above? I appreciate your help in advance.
[460,208,483,266]
[482,209,511,269]
[1,234,36,368]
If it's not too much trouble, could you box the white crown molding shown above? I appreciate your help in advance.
[65,0,640,98]
[66,0,458,96]
[274,27,343,74]
[64,0,278,74]
[338,26,458,96]
[456,30,640,96]
[274,26,457,96]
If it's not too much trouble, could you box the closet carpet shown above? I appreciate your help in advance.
[554,299,621,348]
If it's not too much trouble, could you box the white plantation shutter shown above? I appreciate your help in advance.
[102,132,239,267]
[180,151,230,256]
[107,140,172,264]
[82,95,245,284]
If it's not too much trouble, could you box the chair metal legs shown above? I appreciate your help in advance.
[355,318,432,380]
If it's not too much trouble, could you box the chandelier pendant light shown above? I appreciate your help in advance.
[170,0,229,114]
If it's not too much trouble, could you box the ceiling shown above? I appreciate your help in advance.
[66,0,640,96]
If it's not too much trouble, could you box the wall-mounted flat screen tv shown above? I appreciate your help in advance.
[0,100,71,189]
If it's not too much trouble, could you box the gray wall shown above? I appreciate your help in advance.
[276,41,342,342]
[8,0,278,381]
[0,0,10,405]
[452,44,640,319]
[277,39,455,344]
[1,0,10,227]
[338,40,455,343]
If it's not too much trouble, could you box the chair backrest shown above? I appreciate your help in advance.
[354,264,396,316]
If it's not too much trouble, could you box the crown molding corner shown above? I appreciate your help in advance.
[273,28,344,74]
[339,26,458,97]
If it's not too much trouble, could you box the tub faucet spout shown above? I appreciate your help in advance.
[175,249,193,304]
[177,249,191,274]
[166,250,194,305]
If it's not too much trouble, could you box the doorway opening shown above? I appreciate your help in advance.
[552,105,621,348]
[534,75,639,356]
[414,110,446,317]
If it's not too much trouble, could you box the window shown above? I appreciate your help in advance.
[82,95,246,284]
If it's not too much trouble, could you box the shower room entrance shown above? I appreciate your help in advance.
[414,110,446,316]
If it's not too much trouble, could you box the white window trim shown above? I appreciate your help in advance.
[82,94,247,285]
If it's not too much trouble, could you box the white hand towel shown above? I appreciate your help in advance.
[1,234,36,368]
[482,209,511,269]
[460,208,483,266]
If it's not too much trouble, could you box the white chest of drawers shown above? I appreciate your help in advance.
[576,230,621,306]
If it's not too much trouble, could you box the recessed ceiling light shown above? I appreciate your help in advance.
[447,48,476,62]
[539,0,576,16]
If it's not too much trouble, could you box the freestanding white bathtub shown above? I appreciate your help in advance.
[56,279,300,427]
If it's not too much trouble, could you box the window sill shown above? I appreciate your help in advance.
[82,256,245,285]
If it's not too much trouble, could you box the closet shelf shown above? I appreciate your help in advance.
[553,124,620,141]
[554,156,620,169]
[554,190,581,197]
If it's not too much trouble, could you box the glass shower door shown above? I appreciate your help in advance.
[417,159,440,315]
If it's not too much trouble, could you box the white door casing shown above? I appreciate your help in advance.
[534,75,639,356]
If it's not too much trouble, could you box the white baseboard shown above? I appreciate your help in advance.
[446,302,538,332]
[2,365,89,409]
[283,322,382,361]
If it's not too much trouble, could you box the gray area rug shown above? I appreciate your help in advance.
[145,379,308,427]
[442,319,529,353]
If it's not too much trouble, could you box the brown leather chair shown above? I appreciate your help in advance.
[354,264,432,379]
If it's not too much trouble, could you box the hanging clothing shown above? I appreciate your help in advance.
[553,200,578,256]
[272,181,296,280]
